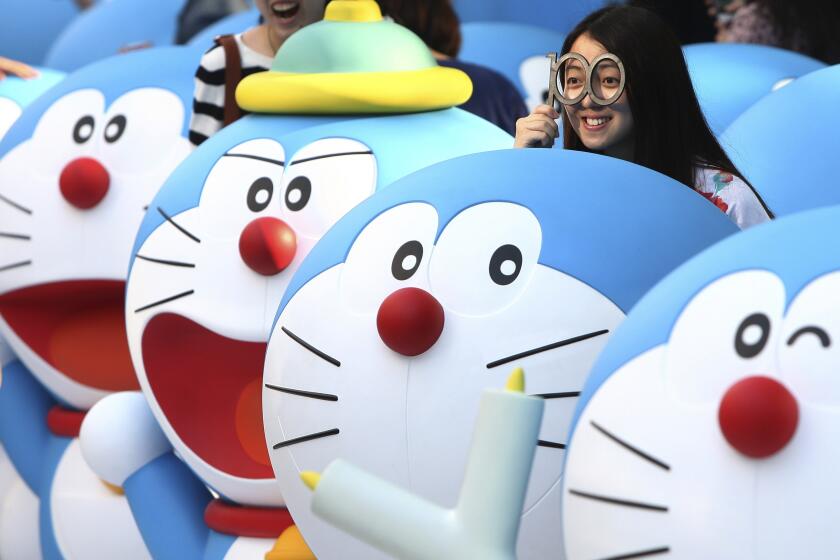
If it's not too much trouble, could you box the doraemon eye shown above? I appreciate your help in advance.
[31,89,104,171]
[340,203,438,313]
[198,138,286,234]
[247,177,274,212]
[392,240,423,280]
[73,115,95,143]
[665,270,785,404]
[780,271,840,404]
[103,114,126,143]
[280,138,376,239]
[429,202,541,316]
[735,312,772,358]
[99,88,185,174]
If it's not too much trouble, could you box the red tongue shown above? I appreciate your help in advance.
[0,281,138,393]
[142,313,272,479]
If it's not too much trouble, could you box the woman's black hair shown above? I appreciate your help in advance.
[375,0,461,57]
[562,5,773,217]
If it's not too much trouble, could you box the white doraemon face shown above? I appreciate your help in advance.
[0,88,190,409]
[126,137,377,506]
[563,270,840,560]
[263,201,626,559]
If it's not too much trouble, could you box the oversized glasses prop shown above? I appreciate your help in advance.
[546,52,626,107]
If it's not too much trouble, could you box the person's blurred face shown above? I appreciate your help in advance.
[256,0,327,47]
[563,33,634,159]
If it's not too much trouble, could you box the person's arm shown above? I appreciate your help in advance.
[0,57,38,80]
[513,105,560,148]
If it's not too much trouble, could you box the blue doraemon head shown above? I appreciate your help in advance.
[0,68,65,141]
[459,22,566,111]
[453,0,608,35]
[44,0,189,72]
[721,64,840,217]
[685,43,824,135]
[563,206,840,559]
[0,47,196,410]
[124,106,512,509]
[0,0,82,65]
[261,148,738,560]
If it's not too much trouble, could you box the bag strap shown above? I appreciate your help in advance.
[215,34,244,126]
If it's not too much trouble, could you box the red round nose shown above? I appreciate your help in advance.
[59,157,111,209]
[718,376,799,459]
[377,287,444,357]
[238,217,297,276]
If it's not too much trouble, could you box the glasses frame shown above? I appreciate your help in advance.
[546,51,626,107]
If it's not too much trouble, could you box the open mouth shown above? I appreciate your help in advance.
[0,280,138,392]
[270,1,300,21]
[582,116,612,131]
[142,313,272,479]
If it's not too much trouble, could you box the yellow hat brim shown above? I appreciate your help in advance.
[236,67,473,115]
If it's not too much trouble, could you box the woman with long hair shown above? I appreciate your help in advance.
[515,5,772,229]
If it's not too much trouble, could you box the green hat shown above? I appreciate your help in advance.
[236,0,473,114]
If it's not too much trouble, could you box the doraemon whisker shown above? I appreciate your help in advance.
[272,428,339,450]
[567,489,669,512]
[486,328,610,369]
[289,150,373,166]
[134,289,194,313]
[537,440,566,449]
[0,260,32,272]
[0,193,33,215]
[594,546,670,560]
[136,255,196,268]
[223,153,285,167]
[0,232,31,240]
[590,421,670,471]
[157,207,201,243]
[281,326,341,367]
[534,391,581,399]
[264,383,338,402]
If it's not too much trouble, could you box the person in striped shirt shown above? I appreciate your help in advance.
[189,0,326,146]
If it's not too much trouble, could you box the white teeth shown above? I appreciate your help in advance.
[585,117,609,126]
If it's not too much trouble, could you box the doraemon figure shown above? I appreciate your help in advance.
[562,205,840,559]
[721,64,840,217]
[685,43,824,135]
[79,2,513,559]
[262,148,738,560]
[0,46,196,559]
[459,22,566,112]
[0,68,65,141]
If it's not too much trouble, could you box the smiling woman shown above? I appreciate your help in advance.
[189,0,327,146]
[515,5,773,230]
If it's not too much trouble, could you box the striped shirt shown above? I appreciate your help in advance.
[189,33,273,146]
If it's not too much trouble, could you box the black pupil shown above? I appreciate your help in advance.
[285,176,311,212]
[104,115,127,143]
[392,240,423,281]
[247,177,274,212]
[72,115,95,144]
[735,313,771,358]
[489,244,523,286]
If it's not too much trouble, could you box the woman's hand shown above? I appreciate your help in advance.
[514,104,560,148]
[0,56,38,80]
